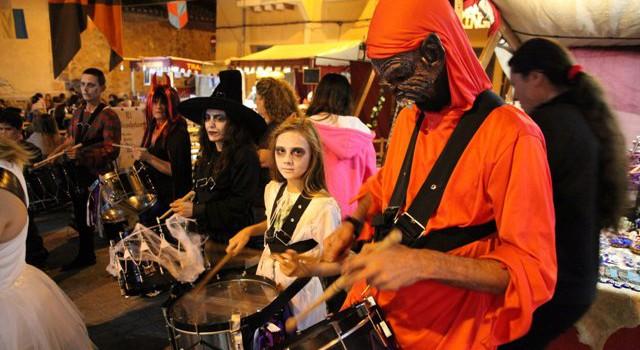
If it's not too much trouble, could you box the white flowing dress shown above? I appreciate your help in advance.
[0,160,93,350]
[256,181,341,330]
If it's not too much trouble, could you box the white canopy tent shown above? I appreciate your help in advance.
[493,0,640,47]
[487,0,640,145]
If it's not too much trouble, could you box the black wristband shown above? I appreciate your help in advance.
[344,216,364,238]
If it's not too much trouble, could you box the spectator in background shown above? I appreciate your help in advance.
[108,93,120,107]
[26,113,63,157]
[254,77,301,221]
[306,73,377,218]
[500,38,628,350]
[52,97,67,131]
[44,93,53,111]
[29,93,46,119]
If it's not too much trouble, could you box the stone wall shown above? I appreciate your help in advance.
[60,11,216,99]
[0,2,215,102]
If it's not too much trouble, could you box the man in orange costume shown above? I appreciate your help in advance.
[323,0,558,348]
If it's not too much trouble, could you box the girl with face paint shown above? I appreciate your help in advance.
[226,117,341,330]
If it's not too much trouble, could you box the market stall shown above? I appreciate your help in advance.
[128,56,216,98]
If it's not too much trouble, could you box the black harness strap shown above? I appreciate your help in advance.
[266,184,317,254]
[378,90,504,252]
[0,168,26,207]
[75,103,107,144]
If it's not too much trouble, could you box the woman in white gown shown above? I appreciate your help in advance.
[0,138,93,349]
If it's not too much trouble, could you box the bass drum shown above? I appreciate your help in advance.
[25,164,71,213]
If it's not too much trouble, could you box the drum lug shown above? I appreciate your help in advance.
[230,313,243,350]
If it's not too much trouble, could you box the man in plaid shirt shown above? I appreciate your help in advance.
[56,67,121,270]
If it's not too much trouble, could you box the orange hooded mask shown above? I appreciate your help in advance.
[366,0,492,111]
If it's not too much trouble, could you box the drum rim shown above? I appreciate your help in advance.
[167,273,278,334]
[282,299,393,349]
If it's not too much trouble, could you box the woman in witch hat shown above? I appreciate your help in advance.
[170,70,267,245]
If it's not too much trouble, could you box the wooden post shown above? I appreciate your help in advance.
[491,56,504,95]
[499,18,521,50]
[454,0,464,20]
[354,68,376,118]
[478,30,501,69]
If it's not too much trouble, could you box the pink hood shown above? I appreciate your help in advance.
[313,122,378,217]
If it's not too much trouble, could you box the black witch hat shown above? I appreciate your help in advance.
[178,70,266,142]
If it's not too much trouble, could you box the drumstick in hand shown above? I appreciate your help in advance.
[285,230,402,332]
[113,143,147,151]
[191,252,233,296]
[159,191,195,220]
[33,143,83,169]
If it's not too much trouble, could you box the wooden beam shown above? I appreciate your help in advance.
[491,55,504,95]
[498,17,521,50]
[354,68,376,118]
[478,30,501,69]
[454,0,464,20]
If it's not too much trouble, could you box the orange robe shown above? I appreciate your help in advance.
[346,104,557,349]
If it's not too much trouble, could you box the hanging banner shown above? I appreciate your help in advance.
[48,0,123,77]
[167,1,188,30]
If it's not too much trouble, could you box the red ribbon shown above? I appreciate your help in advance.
[568,64,583,80]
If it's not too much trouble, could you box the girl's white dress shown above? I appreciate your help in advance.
[256,181,341,330]
[0,160,93,349]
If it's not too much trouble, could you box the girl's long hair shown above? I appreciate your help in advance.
[141,85,186,148]
[509,38,628,229]
[0,137,30,167]
[269,117,328,197]
[198,111,255,177]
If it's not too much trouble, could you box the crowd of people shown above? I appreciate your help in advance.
[0,0,631,348]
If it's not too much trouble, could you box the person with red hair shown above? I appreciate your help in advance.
[133,84,192,220]
[321,0,557,348]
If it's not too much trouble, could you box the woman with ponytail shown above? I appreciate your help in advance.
[502,38,628,349]
[133,84,192,218]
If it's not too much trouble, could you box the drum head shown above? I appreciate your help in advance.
[169,275,279,333]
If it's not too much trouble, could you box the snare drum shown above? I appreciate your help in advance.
[164,274,282,350]
[25,164,71,212]
[283,296,398,350]
[101,161,157,212]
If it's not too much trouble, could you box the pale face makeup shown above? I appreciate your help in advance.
[274,131,311,187]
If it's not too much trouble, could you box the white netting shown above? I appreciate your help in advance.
[107,215,206,283]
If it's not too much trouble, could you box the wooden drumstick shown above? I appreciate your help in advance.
[191,252,233,295]
[159,190,195,220]
[284,230,402,332]
[113,143,147,151]
[33,143,82,169]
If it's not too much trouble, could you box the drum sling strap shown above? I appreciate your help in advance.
[75,103,107,144]
[266,184,317,254]
[243,276,312,331]
[374,90,504,252]
[0,168,26,207]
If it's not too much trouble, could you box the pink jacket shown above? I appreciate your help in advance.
[312,122,378,217]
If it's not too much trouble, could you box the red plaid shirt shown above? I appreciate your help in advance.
[69,103,121,176]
